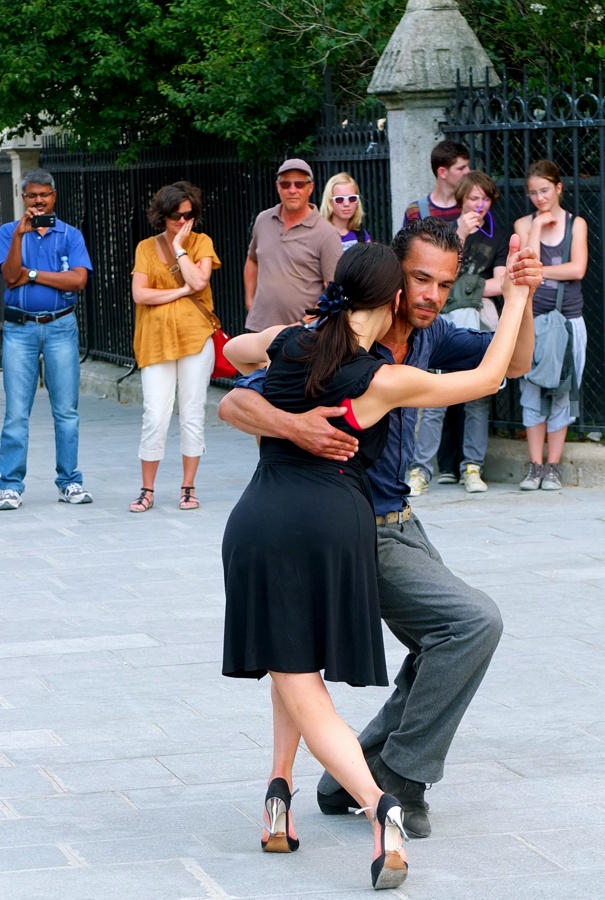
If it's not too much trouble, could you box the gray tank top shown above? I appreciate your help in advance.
[533,215,583,318]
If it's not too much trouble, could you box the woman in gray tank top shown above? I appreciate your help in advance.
[514,160,588,491]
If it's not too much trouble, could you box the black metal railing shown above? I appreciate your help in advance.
[444,67,605,433]
[0,103,389,375]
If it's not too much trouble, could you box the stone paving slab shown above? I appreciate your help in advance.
[0,387,604,898]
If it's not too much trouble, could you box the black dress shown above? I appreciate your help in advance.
[222,326,390,687]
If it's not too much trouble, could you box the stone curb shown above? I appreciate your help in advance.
[81,359,605,487]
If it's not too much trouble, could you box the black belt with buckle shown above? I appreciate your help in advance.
[375,506,412,527]
[25,306,75,324]
[3,305,76,325]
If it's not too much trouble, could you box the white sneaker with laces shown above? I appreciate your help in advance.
[58,484,93,504]
[0,489,22,510]
[407,468,429,497]
[462,464,487,493]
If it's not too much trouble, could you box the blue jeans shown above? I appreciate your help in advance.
[0,314,82,493]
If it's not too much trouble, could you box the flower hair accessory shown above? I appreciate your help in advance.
[316,282,349,317]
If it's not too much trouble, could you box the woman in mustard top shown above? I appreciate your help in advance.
[130,181,221,511]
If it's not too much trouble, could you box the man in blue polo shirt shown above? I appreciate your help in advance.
[218,218,540,839]
[0,168,93,509]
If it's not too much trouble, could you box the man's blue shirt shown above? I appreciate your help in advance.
[0,218,93,313]
[232,316,492,516]
[368,317,491,515]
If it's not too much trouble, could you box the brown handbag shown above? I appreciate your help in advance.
[155,234,236,378]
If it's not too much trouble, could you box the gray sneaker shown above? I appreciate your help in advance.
[519,463,543,491]
[540,463,563,491]
[0,489,22,510]
[58,484,93,504]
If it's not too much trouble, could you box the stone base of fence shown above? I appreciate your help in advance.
[80,360,605,488]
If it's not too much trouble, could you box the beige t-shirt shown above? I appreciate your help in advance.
[132,232,221,368]
[245,204,342,332]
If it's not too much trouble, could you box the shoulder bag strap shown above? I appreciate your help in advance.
[155,233,185,287]
[555,213,575,313]
[417,196,431,220]
[154,233,221,330]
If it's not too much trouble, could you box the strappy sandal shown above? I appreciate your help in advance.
[179,486,200,510]
[129,487,154,513]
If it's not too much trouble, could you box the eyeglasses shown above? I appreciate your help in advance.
[166,210,195,221]
[277,180,312,189]
[23,190,55,200]
[527,188,554,199]
[332,194,359,205]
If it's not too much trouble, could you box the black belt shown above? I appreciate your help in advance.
[25,306,75,325]
[375,506,412,526]
[24,306,75,324]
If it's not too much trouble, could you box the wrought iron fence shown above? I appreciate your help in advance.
[444,67,605,433]
[0,103,388,375]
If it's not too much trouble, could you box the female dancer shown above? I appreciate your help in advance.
[514,160,588,490]
[129,181,221,511]
[222,240,529,890]
[320,171,371,250]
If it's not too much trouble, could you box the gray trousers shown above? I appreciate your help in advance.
[412,396,491,478]
[318,515,502,790]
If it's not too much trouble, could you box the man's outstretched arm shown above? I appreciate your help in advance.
[219,389,359,462]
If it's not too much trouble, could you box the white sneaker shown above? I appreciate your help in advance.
[408,468,429,496]
[58,484,93,504]
[0,489,22,510]
[462,464,487,493]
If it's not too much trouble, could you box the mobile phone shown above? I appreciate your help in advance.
[31,214,56,228]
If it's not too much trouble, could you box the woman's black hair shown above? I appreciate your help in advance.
[300,242,402,397]
[147,181,202,230]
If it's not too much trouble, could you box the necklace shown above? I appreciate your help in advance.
[478,210,494,239]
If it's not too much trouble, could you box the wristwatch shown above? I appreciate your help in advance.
[28,269,38,282]
[175,249,188,259]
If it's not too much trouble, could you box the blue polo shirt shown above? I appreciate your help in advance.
[0,218,93,313]
[233,317,492,516]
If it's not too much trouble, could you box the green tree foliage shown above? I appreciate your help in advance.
[0,0,602,158]
[458,0,605,85]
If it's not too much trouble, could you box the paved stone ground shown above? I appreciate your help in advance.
[1,387,605,899]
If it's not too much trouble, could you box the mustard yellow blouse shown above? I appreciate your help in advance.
[132,232,221,368]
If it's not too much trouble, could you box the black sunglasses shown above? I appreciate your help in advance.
[277,180,312,189]
[167,210,195,221]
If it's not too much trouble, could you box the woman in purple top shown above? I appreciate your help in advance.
[514,160,588,491]
[320,172,371,251]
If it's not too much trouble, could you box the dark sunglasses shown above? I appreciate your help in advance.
[332,194,359,204]
[167,210,195,221]
[277,180,312,189]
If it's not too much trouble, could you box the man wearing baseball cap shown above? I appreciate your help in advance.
[244,159,342,332]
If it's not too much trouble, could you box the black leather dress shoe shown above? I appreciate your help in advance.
[316,786,361,815]
[371,757,431,838]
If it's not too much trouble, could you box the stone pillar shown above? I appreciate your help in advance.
[368,0,497,234]
[0,132,47,219]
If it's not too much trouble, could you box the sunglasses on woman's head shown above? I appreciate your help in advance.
[332,195,359,204]
[167,210,195,221]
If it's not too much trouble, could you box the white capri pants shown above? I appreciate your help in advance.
[139,338,215,461]
[519,316,587,432]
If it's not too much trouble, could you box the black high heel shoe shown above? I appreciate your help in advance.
[260,777,300,853]
[370,793,409,890]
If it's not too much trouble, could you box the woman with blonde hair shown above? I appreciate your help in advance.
[320,171,370,250]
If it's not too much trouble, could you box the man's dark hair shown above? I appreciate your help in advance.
[147,181,202,230]
[21,169,55,193]
[391,217,462,266]
[430,140,469,177]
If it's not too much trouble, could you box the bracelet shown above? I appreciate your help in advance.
[175,249,188,259]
